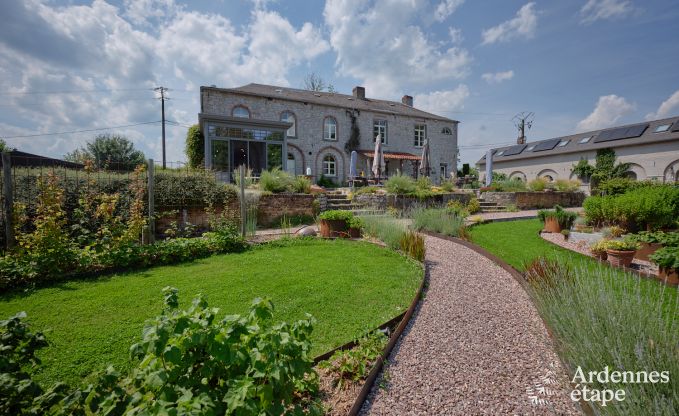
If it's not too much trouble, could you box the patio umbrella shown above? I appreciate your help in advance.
[371,134,385,181]
[349,150,357,178]
[419,138,430,177]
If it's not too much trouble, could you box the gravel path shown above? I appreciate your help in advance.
[361,235,581,415]
[470,207,583,223]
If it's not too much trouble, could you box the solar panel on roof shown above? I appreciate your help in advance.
[502,144,527,156]
[532,139,561,152]
[594,123,649,143]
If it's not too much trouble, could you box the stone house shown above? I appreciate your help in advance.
[476,116,679,186]
[199,83,459,184]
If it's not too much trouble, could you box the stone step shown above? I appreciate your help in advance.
[327,197,349,201]
[479,202,498,206]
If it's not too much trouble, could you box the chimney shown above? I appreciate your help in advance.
[402,95,413,107]
[352,86,365,100]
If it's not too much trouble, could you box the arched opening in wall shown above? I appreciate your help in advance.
[509,171,526,182]
[624,171,638,180]
[663,159,679,183]
[537,169,558,182]
[286,153,296,175]
[624,163,645,181]
[322,155,337,177]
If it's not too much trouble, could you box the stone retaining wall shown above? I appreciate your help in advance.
[353,192,473,211]
[481,191,585,209]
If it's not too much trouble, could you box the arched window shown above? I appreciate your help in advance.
[441,127,452,135]
[323,117,337,141]
[232,106,250,118]
[322,155,336,176]
[280,111,296,137]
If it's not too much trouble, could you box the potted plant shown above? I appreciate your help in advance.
[318,210,353,238]
[590,239,608,261]
[625,231,666,262]
[537,205,577,233]
[649,246,679,285]
[561,229,570,241]
[348,216,364,239]
[604,240,640,268]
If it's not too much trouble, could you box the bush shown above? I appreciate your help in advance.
[348,216,364,230]
[319,330,388,390]
[596,177,638,195]
[583,185,679,230]
[260,168,294,193]
[528,259,678,415]
[527,177,549,191]
[184,124,204,168]
[537,205,577,229]
[318,210,353,222]
[411,208,468,239]
[292,175,312,193]
[317,174,336,188]
[649,246,679,269]
[415,176,432,191]
[554,179,581,192]
[440,179,455,192]
[354,186,379,195]
[488,179,526,192]
[1,291,320,414]
[467,197,481,214]
[399,230,425,262]
[602,239,639,252]
[384,174,416,195]
[359,215,407,251]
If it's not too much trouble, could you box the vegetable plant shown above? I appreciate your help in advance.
[649,246,679,270]
[318,210,354,222]
[319,330,388,390]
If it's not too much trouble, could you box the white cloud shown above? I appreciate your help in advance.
[580,0,633,24]
[449,27,463,44]
[481,70,514,84]
[645,89,679,120]
[414,84,470,114]
[434,0,464,22]
[576,94,635,132]
[0,0,329,161]
[324,0,471,97]
[481,2,537,45]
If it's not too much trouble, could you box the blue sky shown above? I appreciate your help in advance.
[1,0,678,165]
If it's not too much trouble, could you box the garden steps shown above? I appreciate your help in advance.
[478,199,509,213]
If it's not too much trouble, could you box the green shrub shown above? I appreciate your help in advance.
[259,168,294,193]
[348,216,364,230]
[489,179,526,192]
[384,174,416,195]
[527,177,548,191]
[649,246,679,269]
[537,205,577,229]
[291,175,311,193]
[602,239,639,252]
[440,180,455,192]
[446,200,469,218]
[411,208,467,238]
[1,291,320,414]
[583,185,679,230]
[554,179,581,192]
[317,174,336,188]
[415,176,432,191]
[528,259,678,415]
[184,124,204,168]
[596,177,638,195]
[359,215,407,251]
[467,197,481,214]
[354,186,379,195]
[318,210,354,222]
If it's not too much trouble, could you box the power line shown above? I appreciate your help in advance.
[0,87,155,96]
[2,121,161,139]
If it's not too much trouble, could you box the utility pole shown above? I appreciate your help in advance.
[154,86,169,169]
[512,112,534,145]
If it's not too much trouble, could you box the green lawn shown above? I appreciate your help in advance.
[0,239,422,387]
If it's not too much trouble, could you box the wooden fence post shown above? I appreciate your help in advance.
[2,153,14,250]
[147,159,155,244]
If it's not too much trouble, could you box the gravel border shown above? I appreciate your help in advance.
[360,235,581,415]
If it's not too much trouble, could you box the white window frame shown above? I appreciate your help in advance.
[414,124,426,147]
[323,117,337,141]
[322,155,336,176]
[280,111,296,137]
[373,119,387,144]
[232,106,250,118]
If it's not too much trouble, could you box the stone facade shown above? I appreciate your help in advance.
[353,192,472,211]
[201,85,459,184]
[481,191,585,209]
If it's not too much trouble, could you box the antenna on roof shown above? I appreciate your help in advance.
[512,112,534,145]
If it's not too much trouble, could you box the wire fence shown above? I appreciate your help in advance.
[0,155,245,250]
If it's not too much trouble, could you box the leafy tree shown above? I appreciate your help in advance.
[303,73,325,91]
[185,124,204,168]
[64,134,145,169]
[571,158,595,181]
[0,139,12,153]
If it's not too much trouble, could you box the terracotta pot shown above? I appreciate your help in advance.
[543,216,561,233]
[319,219,348,238]
[606,249,635,268]
[658,267,679,285]
[634,242,662,262]
[348,227,361,239]
[592,251,608,261]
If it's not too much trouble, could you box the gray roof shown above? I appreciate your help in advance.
[201,83,457,123]
[477,115,679,165]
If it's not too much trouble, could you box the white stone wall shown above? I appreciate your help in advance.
[478,140,679,184]
[202,90,458,183]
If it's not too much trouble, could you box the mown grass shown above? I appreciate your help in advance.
[0,238,422,387]
[472,219,678,414]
